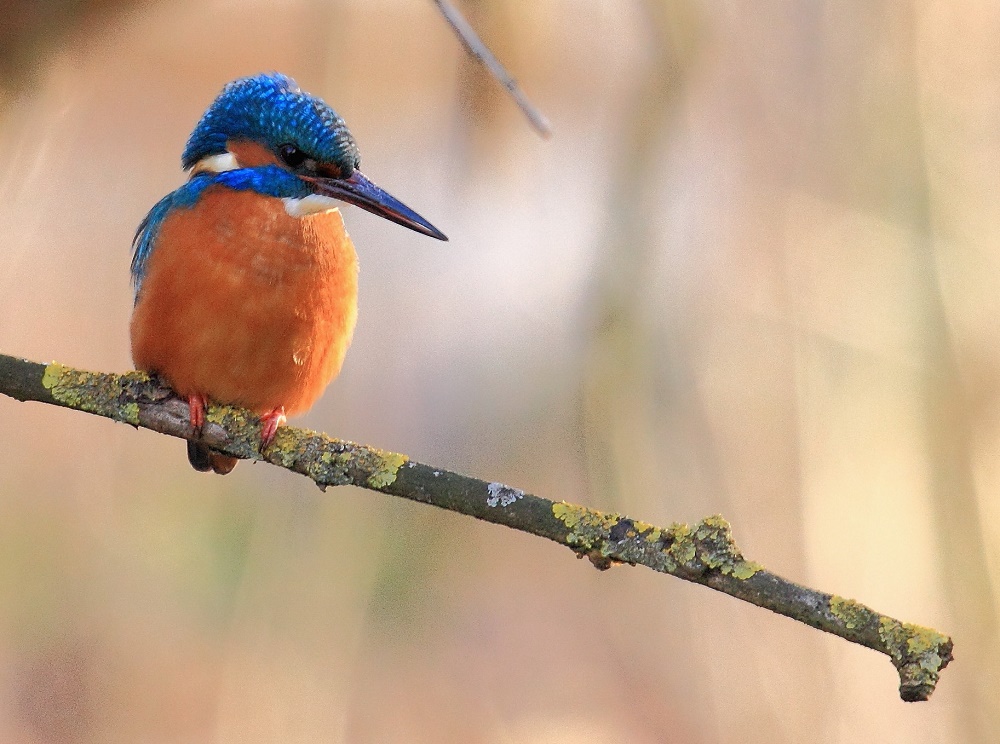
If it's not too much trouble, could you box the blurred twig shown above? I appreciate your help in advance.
[432,0,551,137]
[0,352,953,702]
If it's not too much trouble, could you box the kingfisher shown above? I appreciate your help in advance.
[130,73,446,474]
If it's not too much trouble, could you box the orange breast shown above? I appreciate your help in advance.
[130,186,359,417]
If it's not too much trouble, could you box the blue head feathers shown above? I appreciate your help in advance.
[181,73,361,177]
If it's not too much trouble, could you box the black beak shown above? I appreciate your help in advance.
[308,170,447,241]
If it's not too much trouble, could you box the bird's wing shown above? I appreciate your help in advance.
[131,176,214,295]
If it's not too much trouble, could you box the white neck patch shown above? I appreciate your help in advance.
[191,152,239,175]
[282,194,342,218]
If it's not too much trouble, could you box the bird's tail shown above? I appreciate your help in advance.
[187,441,238,475]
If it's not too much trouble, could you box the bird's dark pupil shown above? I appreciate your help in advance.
[279,144,307,168]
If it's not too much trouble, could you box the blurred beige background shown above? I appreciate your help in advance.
[0,0,997,741]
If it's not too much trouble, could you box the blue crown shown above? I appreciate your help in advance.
[181,73,361,177]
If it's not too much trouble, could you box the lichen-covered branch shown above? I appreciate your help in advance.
[0,352,953,701]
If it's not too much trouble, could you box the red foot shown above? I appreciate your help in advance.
[188,394,208,435]
[260,406,287,450]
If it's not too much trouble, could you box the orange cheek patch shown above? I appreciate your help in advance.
[228,139,283,167]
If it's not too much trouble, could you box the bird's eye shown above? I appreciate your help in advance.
[278,143,309,169]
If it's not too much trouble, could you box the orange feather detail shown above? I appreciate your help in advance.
[227,139,283,168]
[130,186,359,418]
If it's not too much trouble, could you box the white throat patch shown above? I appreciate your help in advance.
[282,194,342,218]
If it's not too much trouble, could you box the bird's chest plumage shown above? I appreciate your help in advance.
[130,186,359,416]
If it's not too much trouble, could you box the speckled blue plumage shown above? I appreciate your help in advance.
[182,73,360,176]
[131,167,310,292]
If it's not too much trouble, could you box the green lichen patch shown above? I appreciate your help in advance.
[259,427,348,484]
[878,617,954,701]
[729,559,764,580]
[549,506,760,581]
[829,596,874,630]
[366,450,408,489]
[42,363,145,425]
[259,426,409,491]
[878,618,953,663]
[663,523,696,568]
[690,515,761,580]
[306,443,353,486]
[643,527,662,543]
[551,502,584,530]
[264,424,303,468]
[878,618,910,664]
[205,403,262,444]
[551,502,621,551]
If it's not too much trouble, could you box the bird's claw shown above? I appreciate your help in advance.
[188,393,208,436]
[260,406,286,451]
